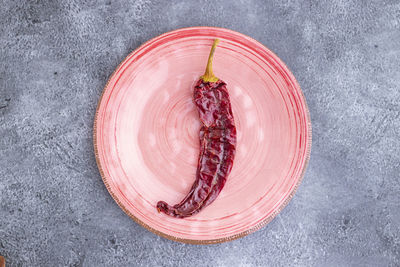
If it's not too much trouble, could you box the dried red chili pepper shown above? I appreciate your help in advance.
[157,39,237,218]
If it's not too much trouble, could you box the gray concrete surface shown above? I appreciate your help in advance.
[0,0,399,266]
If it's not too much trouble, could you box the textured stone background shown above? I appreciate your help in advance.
[1,0,399,266]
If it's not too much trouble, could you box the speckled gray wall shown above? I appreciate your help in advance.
[0,0,399,266]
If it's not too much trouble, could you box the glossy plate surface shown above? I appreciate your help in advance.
[94,27,311,244]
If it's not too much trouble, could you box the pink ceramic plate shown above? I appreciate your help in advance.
[94,27,311,244]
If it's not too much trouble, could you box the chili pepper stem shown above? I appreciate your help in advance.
[201,39,220,83]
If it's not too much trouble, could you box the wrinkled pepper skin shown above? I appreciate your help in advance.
[157,39,237,218]
[157,79,236,218]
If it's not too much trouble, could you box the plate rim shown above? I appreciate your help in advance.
[93,26,312,244]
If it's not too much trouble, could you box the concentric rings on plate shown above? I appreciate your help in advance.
[94,27,311,244]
